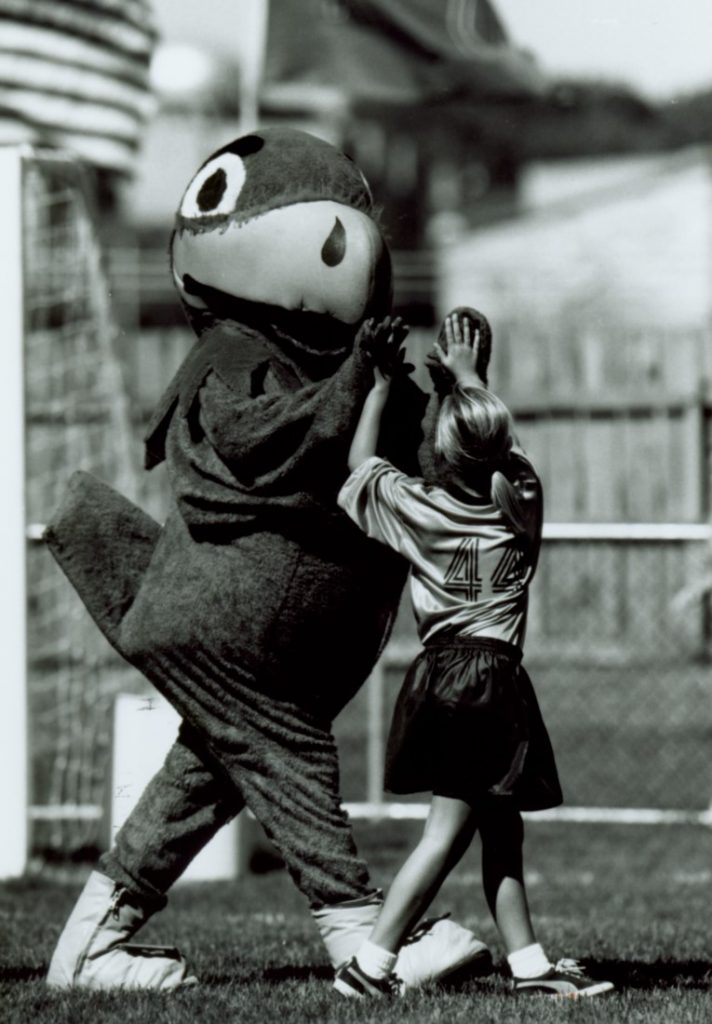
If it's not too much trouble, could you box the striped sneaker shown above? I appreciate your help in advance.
[333,957,401,999]
[514,959,614,998]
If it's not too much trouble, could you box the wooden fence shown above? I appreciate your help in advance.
[111,321,712,662]
[424,319,711,523]
[118,321,712,522]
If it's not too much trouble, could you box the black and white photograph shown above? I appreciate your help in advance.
[1,2,711,1021]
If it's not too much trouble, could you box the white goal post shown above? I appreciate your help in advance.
[1,143,141,875]
[0,146,29,878]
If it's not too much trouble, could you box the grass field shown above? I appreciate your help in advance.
[2,820,710,1024]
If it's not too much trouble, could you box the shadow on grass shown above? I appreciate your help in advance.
[258,959,712,993]
[255,965,334,984]
[0,966,46,983]
[4,958,710,993]
[193,964,334,985]
[2,962,335,989]
[595,959,712,991]
[201,958,712,992]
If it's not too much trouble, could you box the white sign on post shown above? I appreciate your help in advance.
[112,693,245,881]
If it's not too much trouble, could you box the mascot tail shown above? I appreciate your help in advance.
[44,471,161,650]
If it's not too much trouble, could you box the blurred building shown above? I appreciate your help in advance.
[437,145,712,535]
[440,145,712,331]
[0,0,157,210]
[118,0,546,328]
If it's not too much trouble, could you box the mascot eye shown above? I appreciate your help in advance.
[321,217,346,267]
[180,153,247,220]
[197,168,227,211]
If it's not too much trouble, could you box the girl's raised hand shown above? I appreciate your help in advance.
[433,314,484,387]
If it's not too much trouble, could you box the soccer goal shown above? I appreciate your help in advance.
[2,144,249,881]
[0,144,141,876]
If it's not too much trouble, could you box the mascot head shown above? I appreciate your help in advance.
[171,127,392,361]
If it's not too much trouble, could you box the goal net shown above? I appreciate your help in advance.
[5,146,145,862]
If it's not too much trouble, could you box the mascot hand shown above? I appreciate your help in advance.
[357,316,412,381]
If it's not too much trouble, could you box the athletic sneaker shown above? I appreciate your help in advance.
[514,958,614,998]
[333,957,402,999]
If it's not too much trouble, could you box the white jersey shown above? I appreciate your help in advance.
[338,455,542,647]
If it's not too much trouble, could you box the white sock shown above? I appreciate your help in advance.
[507,942,552,979]
[355,940,398,980]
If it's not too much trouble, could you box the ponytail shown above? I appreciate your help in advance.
[491,456,543,555]
[491,468,526,535]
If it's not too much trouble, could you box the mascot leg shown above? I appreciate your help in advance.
[47,724,241,989]
[312,894,491,988]
[216,710,491,990]
[101,722,241,900]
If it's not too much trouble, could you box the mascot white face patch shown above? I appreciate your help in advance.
[180,152,248,220]
[173,200,385,324]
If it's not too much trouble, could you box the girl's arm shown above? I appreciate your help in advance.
[347,372,390,471]
[347,317,409,472]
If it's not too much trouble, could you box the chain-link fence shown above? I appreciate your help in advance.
[334,533,712,815]
[22,152,147,858]
[28,527,712,859]
[526,534,711,811]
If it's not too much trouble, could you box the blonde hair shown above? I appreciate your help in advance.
[436,385,512,472]
[435,385,528,534]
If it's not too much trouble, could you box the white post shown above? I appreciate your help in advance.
[237,0,269,132]
[0,147,28,877]
[366,662,385,805]
[111,693,246,880]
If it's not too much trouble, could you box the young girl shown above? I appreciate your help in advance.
[334,311,614,999]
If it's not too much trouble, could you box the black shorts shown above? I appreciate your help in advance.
[384,636,563,812]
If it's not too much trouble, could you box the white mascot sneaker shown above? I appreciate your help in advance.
[313,895,491,989]
[47,871,196,990]
[394,916,491,989]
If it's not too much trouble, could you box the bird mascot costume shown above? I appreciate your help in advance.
[45,128,490,990]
